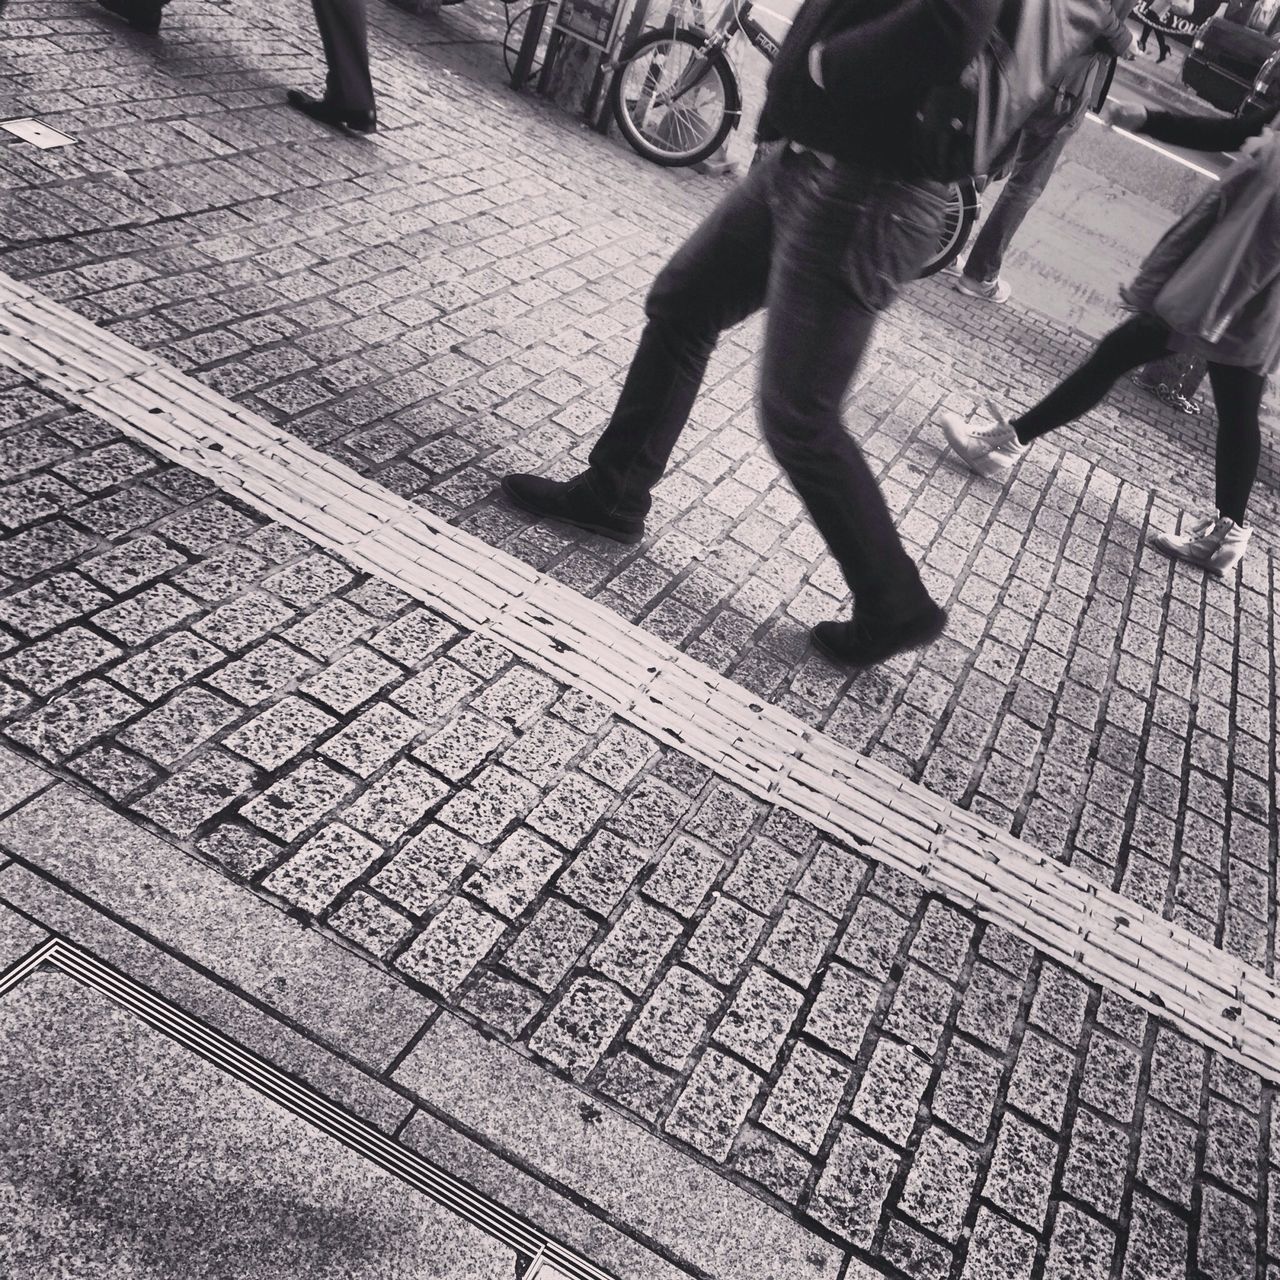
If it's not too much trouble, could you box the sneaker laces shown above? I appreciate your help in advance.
[978,401,1023,448]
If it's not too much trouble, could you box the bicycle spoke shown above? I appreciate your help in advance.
[613,30,733,164]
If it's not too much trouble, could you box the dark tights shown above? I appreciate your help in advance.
[1013,314,1264,525]
[1137,22,1169,59]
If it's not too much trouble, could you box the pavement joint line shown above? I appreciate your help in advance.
[2,272,1279,1083]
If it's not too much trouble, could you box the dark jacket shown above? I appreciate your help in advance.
[757,0,1003,174]
[1060,0,1135,117]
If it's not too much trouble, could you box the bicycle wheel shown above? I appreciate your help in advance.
[610,27,740,168]
[918,179,979,278]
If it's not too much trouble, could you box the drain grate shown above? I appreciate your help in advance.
[0,937,614,1280]
[0,118,75,148]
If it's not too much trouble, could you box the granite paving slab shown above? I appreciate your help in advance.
[0,967,514,1278]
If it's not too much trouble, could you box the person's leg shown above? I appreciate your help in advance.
[1137,21,1149,51]
[583,156,780,515]
[1148,361,1260,573]
[1012,314,1173,441]
[504,149,779,536]
[938,313,1172,477]
[1154,27,1169,61]
[761,162,951,658]
[1207,362,1265,525]
[311,0,375,115]
[961,114,1078,289]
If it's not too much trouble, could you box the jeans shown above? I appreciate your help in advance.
[962,108,1083,284]
[312,0,375,114]
[1013,314,1264,525]
[586,146,948,612]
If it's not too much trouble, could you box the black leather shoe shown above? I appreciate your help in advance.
[97,0,162,33]
[286,90,377,134]
[501,473,645,544]
[811,601,947,668]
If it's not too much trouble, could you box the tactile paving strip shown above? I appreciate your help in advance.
[2,270,1277,1083]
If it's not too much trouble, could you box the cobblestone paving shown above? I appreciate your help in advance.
[0,373,1272,1278]
[1,0,1277,976]
[1,3,1279,1276]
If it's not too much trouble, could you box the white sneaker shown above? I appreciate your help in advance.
[937,402,1028,479]
[1149,512,1251,576]
[955,275,1012,304]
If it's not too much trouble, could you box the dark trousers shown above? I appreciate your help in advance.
[312,0,375,114]
[963,108,1083,283]
[587,146,948,612]
[1013,314,1265,524]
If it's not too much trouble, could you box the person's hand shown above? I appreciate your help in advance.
[1101,101,1147,132]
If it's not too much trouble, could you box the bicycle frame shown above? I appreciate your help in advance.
[625,0,772,110]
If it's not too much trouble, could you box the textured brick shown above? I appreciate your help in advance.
[758,896,837,986]
[961,1208,1037,1280]
[371,823,481,915]
[527,977,631,1080]
[665,1048,762,1161]
[1043,1204,1115,1280]
[240,758,354,842]
[135,750,255,836]
[399,897,506,996]
[714,966,803,1071]
[627,966,722,1069]
[984,1114,1057,1229]
[683,892,767,987]
[760,1042,848,1153]
[463,827,562,919]
[437,766,538,844]
[9,679,143,760]
[263,823,381,914]
[900,1128,980,1242]
[804,963,878,1060]
[500,898,597,992]
[555,829,648,915]
[851,1038,931,1147]
[643,836,723,916]
[222,695,337,769]
[591,899,682,993]
[811,1127,898,1246]
[526,770,613,850]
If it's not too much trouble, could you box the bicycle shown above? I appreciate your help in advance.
[607,0,980,276]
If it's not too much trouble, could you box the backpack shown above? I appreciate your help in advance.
[912,0,1115,181]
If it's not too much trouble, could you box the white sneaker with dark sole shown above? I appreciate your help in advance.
[954,275,1011,304]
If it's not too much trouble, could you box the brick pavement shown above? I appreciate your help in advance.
[0,1,1278,1276]
[0,1,1276,972]
[0,348,1274,1276]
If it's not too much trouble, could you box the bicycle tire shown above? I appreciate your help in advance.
[610,27,740,168]
[919,179,979,278]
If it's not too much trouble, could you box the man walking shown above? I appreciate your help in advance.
[503,0,1003,668]
[954,0,1134,303]
[287,0,377,133]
